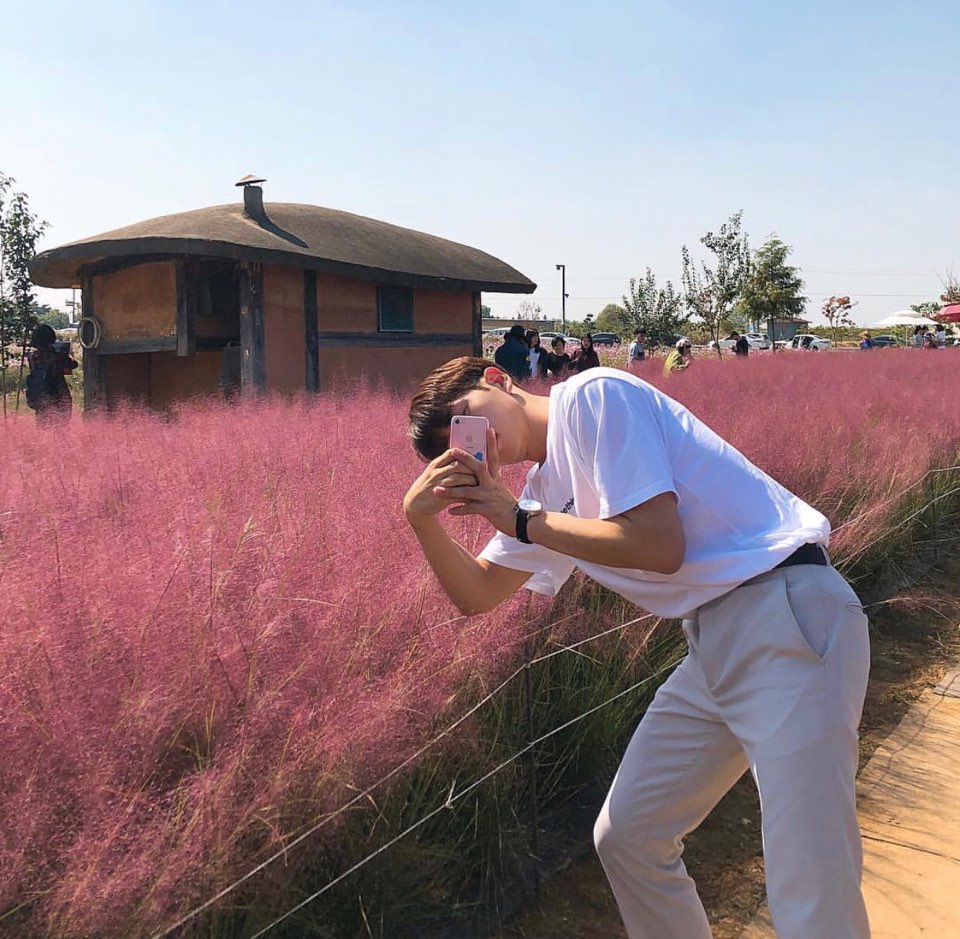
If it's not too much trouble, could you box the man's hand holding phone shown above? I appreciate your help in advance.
[403,416,517,537]
[436,421,519,537]
[403,417,490,524]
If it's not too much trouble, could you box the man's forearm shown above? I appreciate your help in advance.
[524,498,684,574]
[407,515,499,614]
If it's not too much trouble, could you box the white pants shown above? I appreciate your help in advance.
[594,564,871,939]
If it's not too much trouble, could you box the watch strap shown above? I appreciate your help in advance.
[515,503,533,544]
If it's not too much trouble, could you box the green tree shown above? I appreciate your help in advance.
[808,323,862,344]
[1,172,48,412]
[736,237,806,338]
[594,303,626,333]
[681,211,751,356]
[911,300,942,318]
[481,304,492,317]
[620,268,687,345]
[32,302,69,329]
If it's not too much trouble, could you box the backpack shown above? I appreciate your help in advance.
[25,360,58,410]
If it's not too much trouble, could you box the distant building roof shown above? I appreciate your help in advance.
[30,200,537,294]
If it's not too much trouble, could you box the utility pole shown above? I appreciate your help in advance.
[555,263,568,331]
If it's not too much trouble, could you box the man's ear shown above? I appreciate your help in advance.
[483,366,511,391]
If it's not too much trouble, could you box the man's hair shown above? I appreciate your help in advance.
[508,324,526,340]
[408,356,492,460]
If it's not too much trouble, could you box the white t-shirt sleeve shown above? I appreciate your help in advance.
[568,376,677,519]
[478,532,577,597]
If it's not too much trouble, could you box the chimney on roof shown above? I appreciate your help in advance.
[235,174,268,224]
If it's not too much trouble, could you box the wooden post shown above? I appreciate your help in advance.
[304,269,319,392]
[472,291,483,357]
[175,260,197,357]
[238,262,266,393]
[81,275,104,411]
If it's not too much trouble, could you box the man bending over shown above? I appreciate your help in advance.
[403,357,870,939]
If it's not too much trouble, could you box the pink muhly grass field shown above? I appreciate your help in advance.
[632,350,960,563]
[0,350,957,936]
[0,391,544,936]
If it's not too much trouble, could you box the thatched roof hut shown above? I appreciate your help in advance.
[30,181,535,406]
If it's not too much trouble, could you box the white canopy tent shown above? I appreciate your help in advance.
[871,310,939,328]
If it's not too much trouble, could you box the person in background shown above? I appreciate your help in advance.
[935,324,947,347]
[627,328,647,373]
[912,325,924,348]
[545,336,572,380]
[525,328,548,381]
[859,331,875,350]
[571,333,601,373]
[26,323,78,423]
[494,324,529,383]
[730,332,750,357]
[663,337,693,376]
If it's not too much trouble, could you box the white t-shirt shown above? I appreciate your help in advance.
[478,368,830,618]
[528,347,541,377]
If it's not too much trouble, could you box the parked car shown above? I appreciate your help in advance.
[788,334,832,351]
[539,331,570,344]
[589,332,622,347]
[483,327,511,340]
[871,335,901,348]
[714,332,770,351]
[743,332,771,349]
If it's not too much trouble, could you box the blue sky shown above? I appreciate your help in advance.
[3,0,957,326]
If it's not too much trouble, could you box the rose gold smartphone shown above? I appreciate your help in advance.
[449,415,489,462]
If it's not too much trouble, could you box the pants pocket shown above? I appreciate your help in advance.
[781,568,865,662]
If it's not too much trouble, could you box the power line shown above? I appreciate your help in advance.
[530,268,939,283]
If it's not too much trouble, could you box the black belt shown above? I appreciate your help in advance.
[775,542,829,569]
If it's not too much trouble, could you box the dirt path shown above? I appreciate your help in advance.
[493,580,960,939]
[743,664,960,938]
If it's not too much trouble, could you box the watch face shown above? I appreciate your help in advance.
[517,498,543,514]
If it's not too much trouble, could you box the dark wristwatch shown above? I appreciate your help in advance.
[515,499,544,544]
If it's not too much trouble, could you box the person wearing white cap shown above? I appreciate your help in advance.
[662,337,693,377]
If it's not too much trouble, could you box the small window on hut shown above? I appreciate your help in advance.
[189,260,240,343]
[378,287,414,332]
